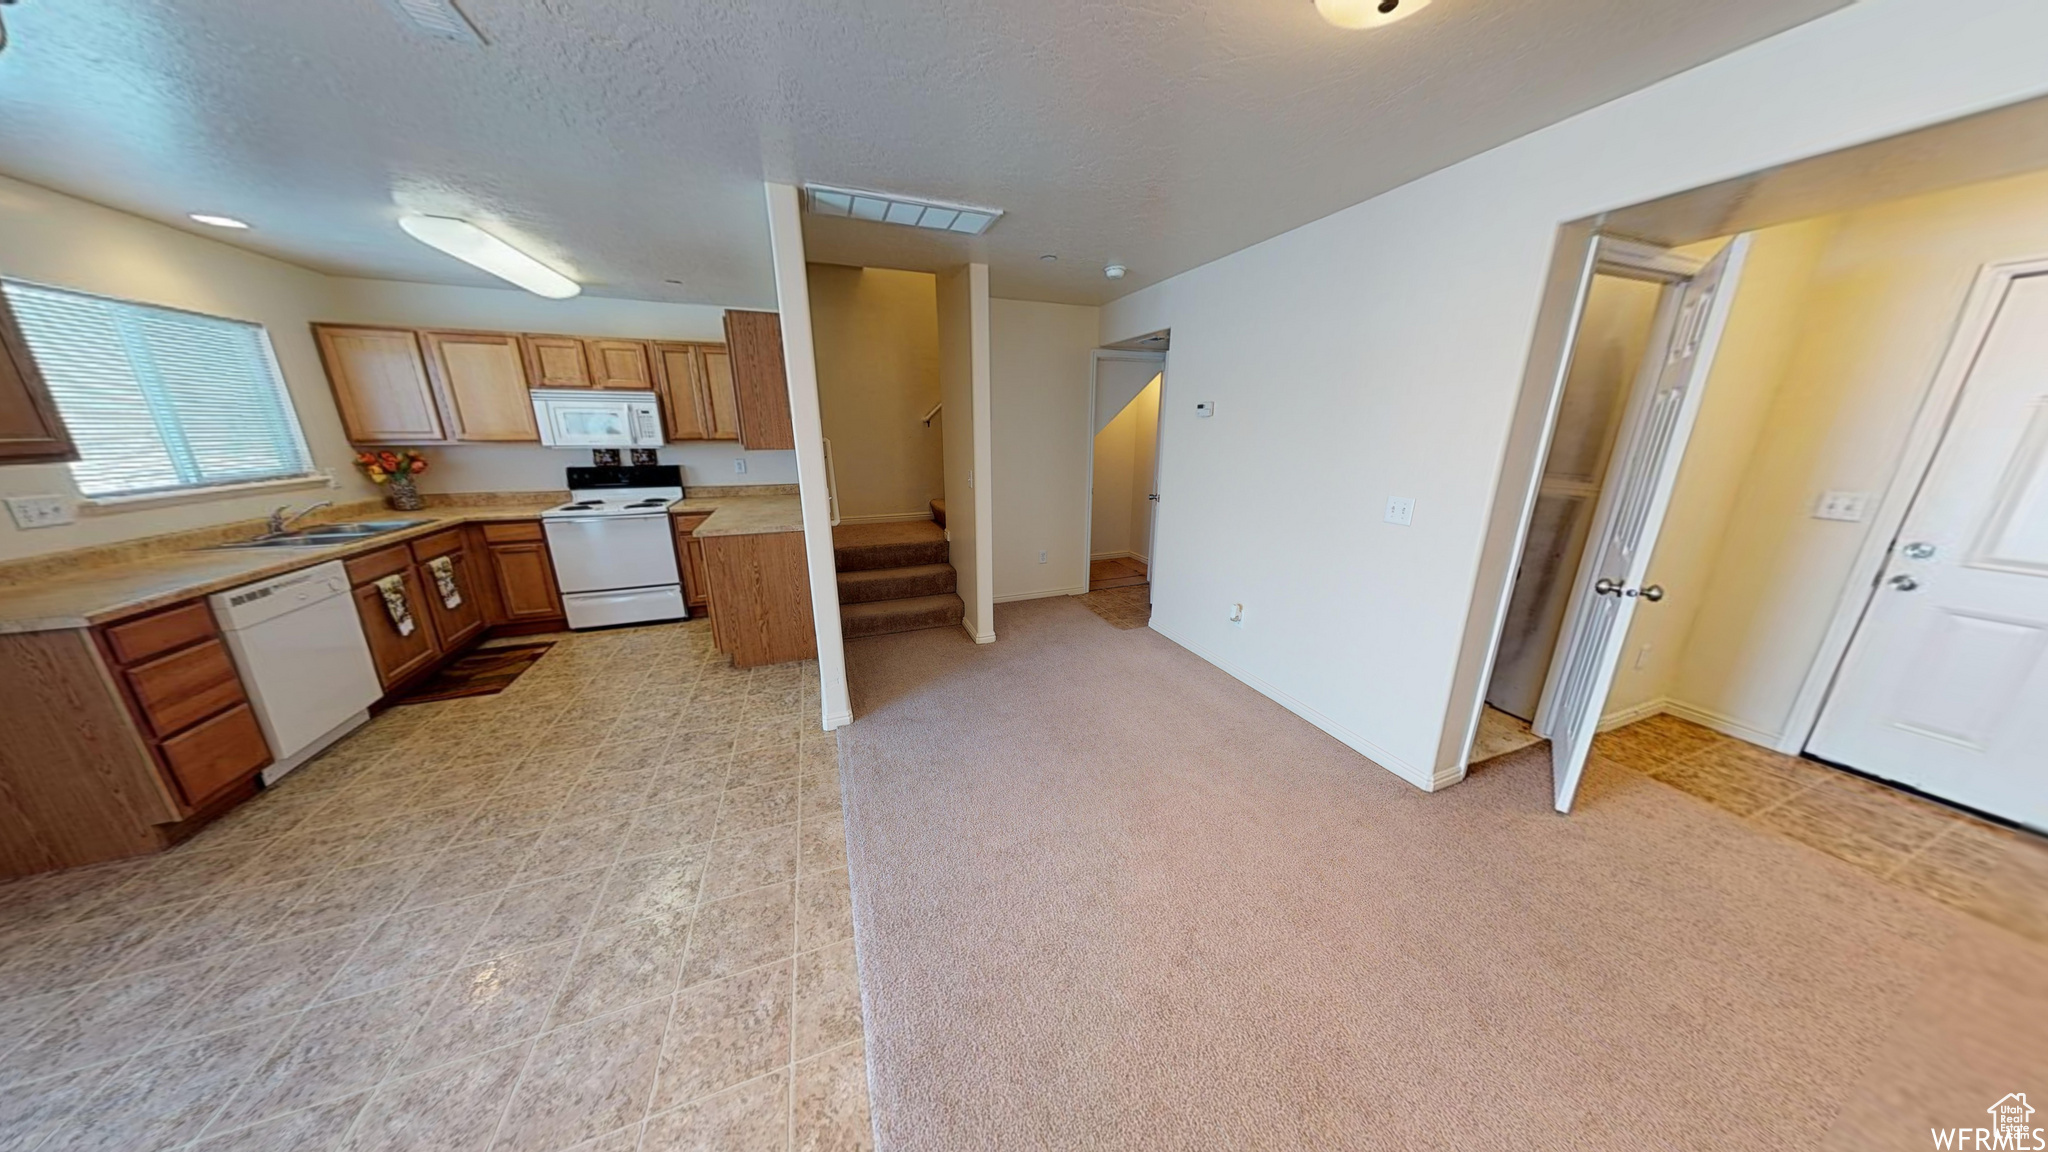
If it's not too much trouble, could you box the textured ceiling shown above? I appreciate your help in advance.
[0,0,1848,308]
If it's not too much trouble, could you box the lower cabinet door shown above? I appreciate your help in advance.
[489,541,565,622]
[159,703,271,806]
[353,570,442,688]
[421,549,487,650]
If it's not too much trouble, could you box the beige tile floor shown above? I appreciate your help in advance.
[0,620,871,1152]
[1584,713,2048,945]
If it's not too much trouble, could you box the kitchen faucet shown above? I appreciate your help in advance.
[267,501,333,535]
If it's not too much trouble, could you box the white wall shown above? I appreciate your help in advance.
[1099,0,2048,789]
[321,277,798,492]
[0,175,378,561]
[939,265,995,640]
[989,297,1100,602]
[806,264,942,521]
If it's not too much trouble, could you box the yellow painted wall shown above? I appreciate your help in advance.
[808,264,942,521]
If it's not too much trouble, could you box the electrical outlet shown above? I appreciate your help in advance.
[1634,643,1653,671]
[5,495,74,529]
[732,458,748,475]
[1813,490,1868,522]
[1038,550,1047,564]
[1194,401,1215,418]
[1384,496,1415,526]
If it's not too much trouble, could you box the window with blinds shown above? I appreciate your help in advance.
[0,280,314,499]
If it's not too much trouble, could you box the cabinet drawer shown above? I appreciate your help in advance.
[159,703,271,806]
[344,543,415,586]
[480,520,545,544]
[126,639,246,738]
[103,601,217,665]
[409,527,467,563]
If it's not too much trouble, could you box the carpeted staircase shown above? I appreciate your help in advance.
[835,520,965,638]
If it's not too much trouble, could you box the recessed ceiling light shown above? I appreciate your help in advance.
[397,215,580,299]
[189,213,251,229]
[1314,0,1432,29]
[1040,254,1058,263]
[801,184,1003,235]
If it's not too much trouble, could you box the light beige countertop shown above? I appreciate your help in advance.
[0,486,808,635]
[673,494,805,538]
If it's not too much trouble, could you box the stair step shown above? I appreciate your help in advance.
[841,593,965,639]
[929,498,946,528]
[837,563,956,605]
[833,521,947,572]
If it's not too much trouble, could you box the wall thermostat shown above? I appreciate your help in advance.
[1194,401,1215,418]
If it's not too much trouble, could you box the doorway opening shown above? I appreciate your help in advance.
[1080,342,1166,630]
[1462,96,2048,838]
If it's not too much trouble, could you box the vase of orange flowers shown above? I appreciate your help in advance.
[355,450,429,511]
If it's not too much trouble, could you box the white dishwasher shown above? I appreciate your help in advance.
[209,560,383,785]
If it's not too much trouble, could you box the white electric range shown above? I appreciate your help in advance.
[540,464,688,629]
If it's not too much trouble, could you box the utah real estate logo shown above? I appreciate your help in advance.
[1932,1094,2043,1150]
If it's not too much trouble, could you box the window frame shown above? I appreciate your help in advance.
[0,278,319,502]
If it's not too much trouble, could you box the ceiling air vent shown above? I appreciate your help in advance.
[383,0,484,44]
[802,185,1003,236]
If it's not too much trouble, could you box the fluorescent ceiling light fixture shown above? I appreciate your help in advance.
[802,184,1003,235]
[397,215,580,299]
[1314,0,1432,29]
[189,213,251,229]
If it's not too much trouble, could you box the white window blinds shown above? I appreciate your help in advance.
[1,280,314,498]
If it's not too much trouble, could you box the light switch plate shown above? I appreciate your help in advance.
[1813,491,1869,522]
[5,495,74,529]
[1194,402,1215,418]
[1384,496,1415,526]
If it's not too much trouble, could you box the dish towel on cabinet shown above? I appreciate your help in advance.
[425,555,462,610]
[374,574,415,637]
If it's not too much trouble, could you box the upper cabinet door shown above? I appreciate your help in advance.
[0,290,78,463]
[698,346,740,441]
[313,324,446,445]
[587,339,656,390]
[420,331,540,442]
[723,311,794,450]
[653,341,712,441]
[522,334,592,389]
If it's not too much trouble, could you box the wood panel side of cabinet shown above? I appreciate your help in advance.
[723,311,793,450]
[700,530,815,668]
[0,287,79,463]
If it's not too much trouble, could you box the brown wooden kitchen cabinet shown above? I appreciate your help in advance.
[347,544,443,688]
[587,339,657,390]
[671,512,712,611]
[313,324,448,445]
[653,341,740,442]
[479,520,566,625]
[0,597,273,878]
[0,287,79,463]
[523,334,593,389]
[410,528,487,650]
[420,330,540,442]
[701,529,814,667]
[723,310,794,450]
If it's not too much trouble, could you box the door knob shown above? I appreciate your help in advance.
[1888,574,1920,592]
[1636,585,1665,602]
[1901,542,1936,560]
[1594,578,1623,597]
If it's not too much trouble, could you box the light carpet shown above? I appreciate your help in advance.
[837,597,2046,1151]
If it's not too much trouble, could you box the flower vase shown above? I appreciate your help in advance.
[384,473,426,512]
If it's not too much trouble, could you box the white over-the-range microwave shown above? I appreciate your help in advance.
[530,389,666,448]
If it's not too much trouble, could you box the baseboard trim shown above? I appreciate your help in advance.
[1598,697,1669,732]
[836,511,936,525]
[961,619,996,644]
[1090,549,1142,562]
[995,585,1086,604]
[1150,617,1436,792]
[1662,699,1785,749]
[821,709,853,730]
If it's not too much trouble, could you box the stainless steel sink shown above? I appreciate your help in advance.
[211,520,431,549]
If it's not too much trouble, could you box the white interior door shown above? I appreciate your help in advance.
[1539,235,1751,813]
[1808,272,2048,831]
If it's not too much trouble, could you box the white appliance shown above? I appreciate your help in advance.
[531,389,666,449]
[208,560,382,785]
[541,464,689,629]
